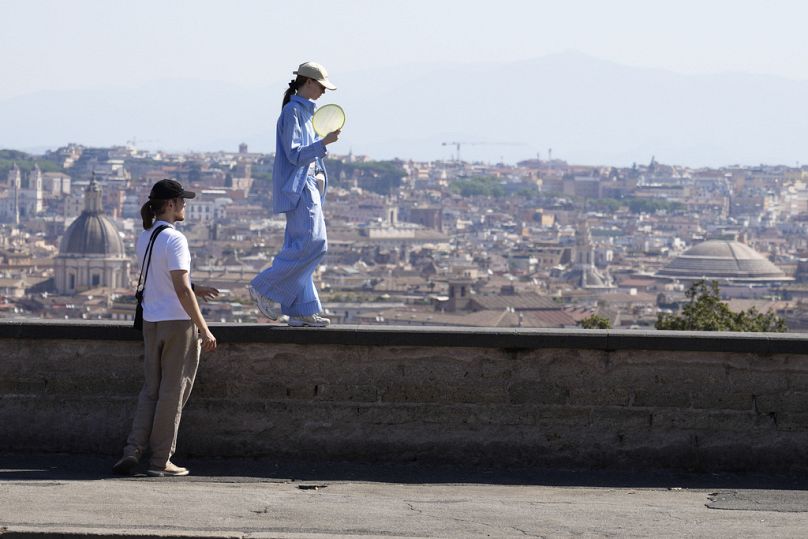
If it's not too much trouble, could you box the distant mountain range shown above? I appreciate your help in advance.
[3,51,808,167]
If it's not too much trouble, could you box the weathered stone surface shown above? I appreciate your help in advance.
[727,367,789,395]
[3,322,808,471]
[651,409,771,432]
[690,387,754,411]
[785,371,808,391]
[591,407,652,430]
[755,392,808,415]
[508,379,570,405]
[774,412,808,432]
[315,383,378,402]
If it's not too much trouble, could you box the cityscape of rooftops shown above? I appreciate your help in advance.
[1,142,807,331]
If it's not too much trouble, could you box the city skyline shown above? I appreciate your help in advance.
[0,140,805,332]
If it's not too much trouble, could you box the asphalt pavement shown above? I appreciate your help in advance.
[2,454,808,538]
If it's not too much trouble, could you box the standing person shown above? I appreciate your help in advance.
[113,179,218,477]
[249,61,340,327]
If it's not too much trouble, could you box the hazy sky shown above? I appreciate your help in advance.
[3,0,808,100]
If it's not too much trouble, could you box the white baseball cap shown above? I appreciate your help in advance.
[293,61,337,90]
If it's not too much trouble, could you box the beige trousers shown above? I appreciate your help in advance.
[125,319,200,468]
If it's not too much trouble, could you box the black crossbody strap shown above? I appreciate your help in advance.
[136,225,170,293]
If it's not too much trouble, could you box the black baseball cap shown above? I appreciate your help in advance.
[149,179,196,200]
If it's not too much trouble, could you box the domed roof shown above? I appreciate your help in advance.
[59,212,125,256]
[58,177,125,257]
[657,240,789,282]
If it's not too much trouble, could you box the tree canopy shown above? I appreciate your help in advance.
[579,314,612,329]
[449,175,505,198]
[655,280,787,332]
[0,149,64,179]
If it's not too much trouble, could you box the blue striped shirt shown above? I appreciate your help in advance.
[272,95,329,213]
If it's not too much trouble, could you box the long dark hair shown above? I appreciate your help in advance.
[140,199,170,230]
[282,75,309,109]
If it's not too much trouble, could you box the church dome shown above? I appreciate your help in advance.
[59,212,125,256]
[58,177,125,257]
[657,240,789,282]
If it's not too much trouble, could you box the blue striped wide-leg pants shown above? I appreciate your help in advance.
[251,181,327,317]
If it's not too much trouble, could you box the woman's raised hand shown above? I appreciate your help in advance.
[323,129,341,146]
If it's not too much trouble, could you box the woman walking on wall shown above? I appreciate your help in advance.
[249,61,340,327]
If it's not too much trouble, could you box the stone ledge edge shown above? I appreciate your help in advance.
[0,320,804,353]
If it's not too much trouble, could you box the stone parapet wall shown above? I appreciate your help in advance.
[2,321,807,472]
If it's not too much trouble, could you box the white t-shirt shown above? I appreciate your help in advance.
[136,221,191,322]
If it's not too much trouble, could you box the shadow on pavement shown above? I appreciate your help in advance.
[2,453,808,490]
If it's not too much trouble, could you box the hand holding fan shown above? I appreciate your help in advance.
[312,104,346,137]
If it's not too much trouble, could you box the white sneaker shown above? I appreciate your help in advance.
[288,314,331,327]
[147,461,189,477]
[248,286,278,320]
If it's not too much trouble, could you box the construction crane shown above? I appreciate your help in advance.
[441,141,524,163]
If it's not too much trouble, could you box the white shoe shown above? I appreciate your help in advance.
[248,286,278,320]
[147,461,189,477]
[288,314,330,327]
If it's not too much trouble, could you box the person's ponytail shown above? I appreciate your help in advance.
[141,201,155,230]
[140,199,170,229]
[282,76,307,109]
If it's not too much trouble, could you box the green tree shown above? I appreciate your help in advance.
[449,176,505,197]
[580,314,612,329]
[0,149,64,180]
[0,150,31,161]
[655,280,787,332]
